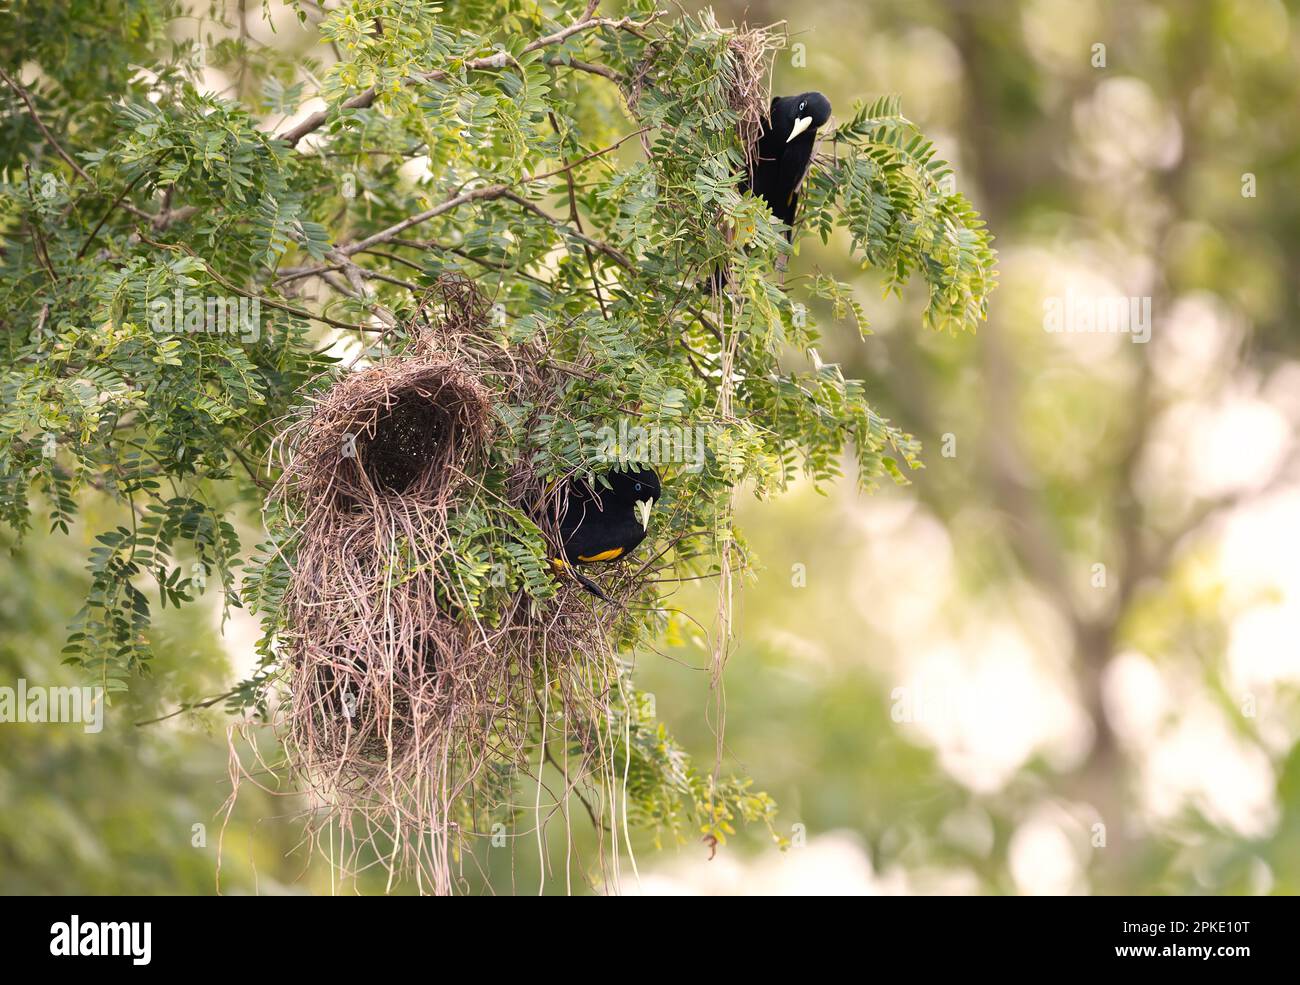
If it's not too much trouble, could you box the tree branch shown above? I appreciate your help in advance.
[276,11,657,147]
[1,66,153,223]
[273,126,647,293]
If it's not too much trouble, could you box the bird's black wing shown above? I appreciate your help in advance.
[775,141,816,237]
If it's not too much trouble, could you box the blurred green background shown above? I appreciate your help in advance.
[4,0,1300,894]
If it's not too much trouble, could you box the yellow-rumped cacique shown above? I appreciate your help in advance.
[711,91,833,290]
[749,92,833,238]
[550,466,661,601]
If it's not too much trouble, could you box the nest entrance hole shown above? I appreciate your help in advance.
[359,390,451,496]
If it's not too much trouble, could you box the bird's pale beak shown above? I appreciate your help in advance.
[634,499,654,531]
[786,116,813,143]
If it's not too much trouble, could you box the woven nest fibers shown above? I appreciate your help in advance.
[285,360,492,513]
[249,276,634,892]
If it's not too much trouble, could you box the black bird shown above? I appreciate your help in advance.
[748,92,833,240]
[709,92,832,290]
[550,466,661,601]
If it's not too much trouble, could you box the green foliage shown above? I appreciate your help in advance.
[0,0,994,876]
[599,686,782,849]
[804,94,997,333]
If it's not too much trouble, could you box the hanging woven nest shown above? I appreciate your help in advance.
[251,275,634,894]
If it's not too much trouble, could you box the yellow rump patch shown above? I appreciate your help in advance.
[577,547,624,563]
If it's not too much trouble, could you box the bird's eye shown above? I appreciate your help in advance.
[799,101,806,112]
[634,483,642,493]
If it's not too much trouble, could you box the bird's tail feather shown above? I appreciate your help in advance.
[572,568,611,602]
[551,557,611,602]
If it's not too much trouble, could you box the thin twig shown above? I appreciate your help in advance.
[77,170,149,258]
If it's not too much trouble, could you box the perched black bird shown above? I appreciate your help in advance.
[709,92,832,290]
[550,466,661,601]
[747,92,833,240]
